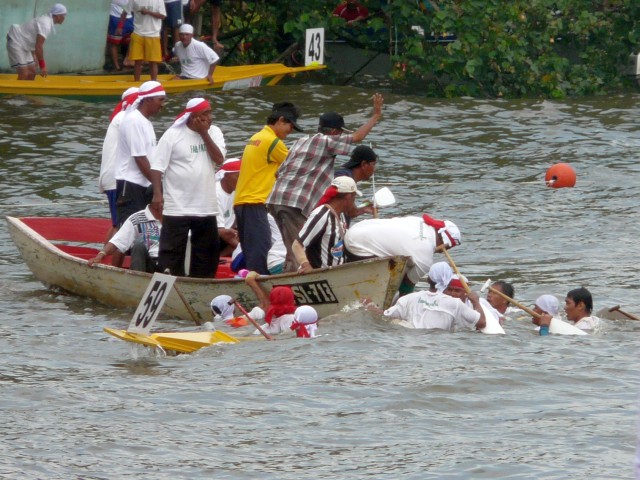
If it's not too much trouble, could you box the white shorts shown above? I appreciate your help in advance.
[6,27,34,68]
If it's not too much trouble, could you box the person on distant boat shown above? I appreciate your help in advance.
[244,271,298,335]
[6,3,68,80]
[333,0,369,25]
[114,80,166,227]
[125,0,166,81]
[292,176,360,274]
[107,0,134,71]
[215,158,241,256]
[172,23,219,85]
[267,94,383,272]
[234,102,302,275]
[88,202,162,273]
[150,97,226,278]
[344,213,461,295]
[381,262,486,331]
[564,287,601,331]
[100,86,139,244]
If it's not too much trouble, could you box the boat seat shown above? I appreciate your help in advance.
[23,217,110,243]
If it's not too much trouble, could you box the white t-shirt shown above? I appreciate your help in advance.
[110,206,161,257]
[99,111,126,192]
[216,183,235,228]
[173,39,220,79]
[574,315,601,331]
[111,0,133,17]
[9,14,54,51]
[257,314,295,335]
[115,109,157,187]
[345,216,437,284]
[127,0,166,37]
[151,125,226,216]
[384,290,480,331]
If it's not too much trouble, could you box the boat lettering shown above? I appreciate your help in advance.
[289,280,338,305]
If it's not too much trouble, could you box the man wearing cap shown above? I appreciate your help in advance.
[344,213,462,295]
[292,176,360,272]
[100,86,139,243]
[267,94,383,272]
[172,23,219,85]
[334,144,378,221]
[150,97,226,278]
[114,80,166,227]
[382,262,486,331]
[215,158,241,256]
[6,4,68,80]
[126,0,166,81]
[234,102,302,275]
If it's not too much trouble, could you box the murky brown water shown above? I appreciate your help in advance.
[1,85,639,478]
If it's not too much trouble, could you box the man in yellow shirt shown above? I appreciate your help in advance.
[234,102,302,274]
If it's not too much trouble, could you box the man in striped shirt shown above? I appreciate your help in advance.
[292,177,360,273]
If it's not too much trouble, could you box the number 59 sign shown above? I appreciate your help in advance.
[305,28,324,67]
[127,273,176,335]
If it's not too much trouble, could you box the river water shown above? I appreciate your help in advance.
[1,84,639,479]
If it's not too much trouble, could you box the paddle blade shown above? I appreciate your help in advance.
[374,187,396,207]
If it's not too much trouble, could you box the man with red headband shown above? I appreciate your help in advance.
[244,272,297,335]
[344,213,461,295]
[114,80,166,227]
[150,97,226,277]
[215,157,241,256]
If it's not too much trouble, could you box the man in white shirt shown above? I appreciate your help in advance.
[114,80,166,227]
[126,0,167,81]
[6,3,68,80]
[150,97,226,278]
[172,23,219,84]
[215,157,241,256]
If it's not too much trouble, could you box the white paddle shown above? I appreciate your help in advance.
[374,187,395,207]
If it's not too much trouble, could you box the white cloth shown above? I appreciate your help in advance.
[8,14,55,51]
[115,109,157,187]
[384,290,480,331]
[428,262,453,293]
[574,315,601,331]
[127,0,166,37]
[215,183,236,228]
[151,124,226,216]
[256,314,295,335]
[111,0,133,18]
[110,206,161,257]
[173,38,220,79]
[345,216,437,284]
[535,295,559,315]
[210,295,234,321]
[99,111,126,192]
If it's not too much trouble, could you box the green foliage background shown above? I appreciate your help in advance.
[214,0,640,98]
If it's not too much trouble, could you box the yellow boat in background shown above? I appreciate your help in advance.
[0,63,325,97]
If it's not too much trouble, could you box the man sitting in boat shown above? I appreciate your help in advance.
[6,3,68,80]
[381,262,486,331]
[87,202,162,273]
[292,176,360,274]
[215,158,241,256]
[171,23,220,85]
[563,287,601,331]
[344,213,461,295]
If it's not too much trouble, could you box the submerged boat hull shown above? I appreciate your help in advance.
[7,216,408,322]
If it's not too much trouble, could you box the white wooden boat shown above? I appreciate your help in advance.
[6,216,408,322]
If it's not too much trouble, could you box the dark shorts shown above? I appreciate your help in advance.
[105,189,118,227]
[164,1,183,29]
[107,15,134,44]
[115,180,152,228]
[209,0,222,5]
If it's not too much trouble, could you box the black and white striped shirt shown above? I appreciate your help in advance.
[298,205,346,268]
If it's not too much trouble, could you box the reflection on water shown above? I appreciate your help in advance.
[0,85,639,478]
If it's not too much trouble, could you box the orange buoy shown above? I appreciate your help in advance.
[545,163,576,188]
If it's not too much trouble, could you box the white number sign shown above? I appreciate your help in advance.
[305,28,324,67]
[127,273,176,335]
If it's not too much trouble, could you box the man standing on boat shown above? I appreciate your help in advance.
[344,213,461,295]
[267,94,383,272]
[150,97,226,278]
[234,102,302,275]
[172,23,219,85]
[126,0,166,81]
[114,80,166,227]
[6,4,68,80]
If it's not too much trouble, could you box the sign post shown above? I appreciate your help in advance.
[305,28,325,66]
[127,273,176,335]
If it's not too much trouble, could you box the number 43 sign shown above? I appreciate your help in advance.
[127,273,176,335]
[305,28,324,67]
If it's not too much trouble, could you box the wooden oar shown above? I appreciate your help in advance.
[608,305,640,321]
[229,298,274,341]
[479,279,541,319]
[173,283,202,326]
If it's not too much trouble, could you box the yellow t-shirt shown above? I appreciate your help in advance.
[234,125,289,205]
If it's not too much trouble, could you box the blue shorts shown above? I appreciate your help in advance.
[107,15,134,44]
[105,189,118,227]
[164,1,183,29]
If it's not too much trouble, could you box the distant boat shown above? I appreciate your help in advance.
[6,216,408,323]
[0,63,325,97]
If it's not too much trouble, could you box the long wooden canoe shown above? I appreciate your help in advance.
[7,216,408,322]
[0,63,325,97]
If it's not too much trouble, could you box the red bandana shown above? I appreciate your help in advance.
[265,287,296,325]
